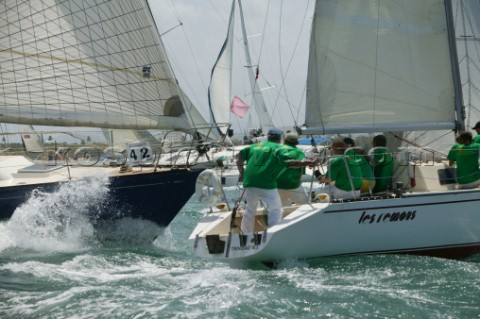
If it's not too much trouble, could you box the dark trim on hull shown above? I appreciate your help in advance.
[0,167,203,226]
[264,243,480,268]
[397,244,480,259]
[322,195,480,215]
[320,243,480,260]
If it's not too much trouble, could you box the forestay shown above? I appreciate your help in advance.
[304,0,459,134]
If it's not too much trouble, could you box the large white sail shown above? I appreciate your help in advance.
[0,0,197,132]
[208,0,235,135]
[305,0,458,134]
[394,0,480,157]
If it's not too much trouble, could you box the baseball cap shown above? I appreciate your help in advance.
[472,121,480,130]
[267,128,283,137]
[284,132,299,144]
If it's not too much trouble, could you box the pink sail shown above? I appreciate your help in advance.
[230,96,250,118]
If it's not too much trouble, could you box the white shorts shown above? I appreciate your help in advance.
[241,187,283,233]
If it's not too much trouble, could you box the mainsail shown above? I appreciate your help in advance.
[0,0,198,132]
[304,0,461,135]
[391,0,480,156]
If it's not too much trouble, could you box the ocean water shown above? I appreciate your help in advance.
[0,180,479,319]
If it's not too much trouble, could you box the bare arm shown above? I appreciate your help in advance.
[314,169,331,184]
[287,157,319,168]
[236,153,245,182]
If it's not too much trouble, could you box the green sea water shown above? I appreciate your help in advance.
[0,180,479,319]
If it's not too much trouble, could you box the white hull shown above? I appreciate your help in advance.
[190,188,480,263]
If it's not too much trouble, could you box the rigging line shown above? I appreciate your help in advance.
[248,0,274,129]
[269,0,312,127]
[295,82,307,126]
[391,132,451,158]
[160,2,210,119]
[274,0,310,126]
[159,22,183,37]
[168,0,230,121]
[373,0,381,128]
[457,0,473,125]
[458,0,480,128]
[407,130,451,149]
[255,0,271,69]
[164,0,183,25]
[276,0,297,127]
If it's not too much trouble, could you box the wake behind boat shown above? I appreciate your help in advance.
[0,0,213,226]
[189,0,480,263]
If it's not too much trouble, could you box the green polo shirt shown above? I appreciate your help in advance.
[325,155,362,192]
[275,144,306,189]
[239,141,282,189]
[345,148,374,181]
[447,142,480,184]
[371,147,394,193]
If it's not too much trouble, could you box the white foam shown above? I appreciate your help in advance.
[0,176,110,252]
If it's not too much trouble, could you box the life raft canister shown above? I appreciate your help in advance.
[195,169,222,206]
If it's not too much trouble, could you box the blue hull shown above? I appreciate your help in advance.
[0,167,203,226]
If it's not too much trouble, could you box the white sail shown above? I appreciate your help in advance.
[0,0,197,132]
[208,0,235,135]
[394,0,480,157]
[182,89,220,140]
[305,0,458,134]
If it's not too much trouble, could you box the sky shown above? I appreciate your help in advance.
[149,0,315,137]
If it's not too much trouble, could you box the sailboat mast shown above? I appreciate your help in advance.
[445,0,466,131]
[237,0,273,133]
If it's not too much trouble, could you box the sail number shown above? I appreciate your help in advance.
[126,142,153,165]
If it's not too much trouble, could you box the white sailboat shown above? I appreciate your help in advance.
[189,0,480,263]
[0,0,209,226]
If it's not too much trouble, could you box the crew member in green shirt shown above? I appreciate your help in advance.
[343,137,375,195]
[316,138,363,200]
[275,133,319,206]
[448,131,480,189]
[370,134,394,194]
[472,121,480,144]
[236,128,284,233]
